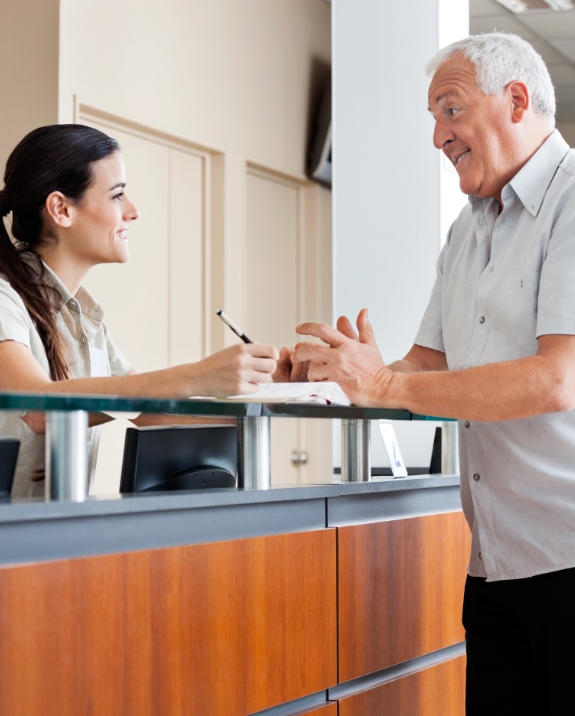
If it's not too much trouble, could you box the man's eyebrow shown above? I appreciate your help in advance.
[109,182,126,191]
[427,89,461,114]
[431,90,460,105]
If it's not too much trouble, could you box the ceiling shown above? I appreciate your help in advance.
[470,0,575,120]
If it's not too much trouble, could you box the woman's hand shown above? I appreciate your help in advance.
[21,411,46,435]
[272,347,309,383]
[187,343,279,397]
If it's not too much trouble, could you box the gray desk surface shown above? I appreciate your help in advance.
[0,475,461,566]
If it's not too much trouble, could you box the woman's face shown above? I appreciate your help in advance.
[48,152,140,268]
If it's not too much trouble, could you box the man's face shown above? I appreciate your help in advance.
[428,53,514,199]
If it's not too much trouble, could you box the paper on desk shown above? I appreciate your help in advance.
[226,382,351,405]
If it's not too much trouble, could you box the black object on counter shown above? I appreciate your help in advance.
[0,438,19,495]
[120,426,237,493]
[429,427,442,475]
[333,467,430,477]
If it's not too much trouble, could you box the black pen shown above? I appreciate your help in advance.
[216,309,253,344]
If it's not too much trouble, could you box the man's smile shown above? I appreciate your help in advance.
[451,149,471,167]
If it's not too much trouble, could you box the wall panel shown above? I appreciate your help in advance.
[168,148,206,365]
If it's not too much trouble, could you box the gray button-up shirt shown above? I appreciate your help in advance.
[415,130,575,581]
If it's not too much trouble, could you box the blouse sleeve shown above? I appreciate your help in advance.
[0,282,33,349]
[102,323,131,377]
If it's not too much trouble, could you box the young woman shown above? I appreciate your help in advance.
[0,124,279,498]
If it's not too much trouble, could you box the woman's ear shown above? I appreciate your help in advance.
[508,81,530,124]
[44,191,73,228]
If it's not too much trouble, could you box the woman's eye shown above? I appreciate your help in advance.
[113,192,124,201]
[448,108,459,117]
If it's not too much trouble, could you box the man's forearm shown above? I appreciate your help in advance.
[387,358,423,373]
[386,354,566,421]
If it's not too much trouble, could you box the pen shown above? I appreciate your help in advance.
[216,309,253,344]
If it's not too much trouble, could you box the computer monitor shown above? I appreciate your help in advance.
[119,425,237,493]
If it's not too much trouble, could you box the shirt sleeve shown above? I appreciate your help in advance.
[537,209,575,337]
[102,323,131,376]
[0,286,32,349]
[413,236,449,353]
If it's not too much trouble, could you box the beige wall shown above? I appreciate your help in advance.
[59,0,331,176]
[557,121,575,147]
[59,0,332,350]
[0,0,59,172]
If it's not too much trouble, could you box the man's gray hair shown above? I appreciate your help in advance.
[426,32,556,122]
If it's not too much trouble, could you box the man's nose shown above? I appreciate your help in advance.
[433,119,455,150]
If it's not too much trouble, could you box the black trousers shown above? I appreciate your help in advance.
[463,568,575,716]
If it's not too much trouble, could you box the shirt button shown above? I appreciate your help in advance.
[473,473,480,481]
[478,551,483,559]
[464,421,470,428]
[479,316,485,324]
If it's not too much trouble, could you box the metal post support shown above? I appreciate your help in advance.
[341,419,371,482]
[237,416,271,490]
[45,410,89,501]
[441,421,459,475]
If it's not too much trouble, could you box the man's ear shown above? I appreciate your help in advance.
[44,191,73,229]
[508,81,530,124]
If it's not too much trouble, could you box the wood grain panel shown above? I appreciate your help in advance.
[299,703,338,716]
[338,655,465,716]
[0,530,337,716]
[338,512,470,681]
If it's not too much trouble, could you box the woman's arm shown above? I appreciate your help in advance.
[21,410,115,434]
[0,340,278,398]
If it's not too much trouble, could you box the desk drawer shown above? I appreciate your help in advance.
[338,511,470,681]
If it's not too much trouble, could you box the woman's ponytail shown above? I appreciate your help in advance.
[0,125,119,381]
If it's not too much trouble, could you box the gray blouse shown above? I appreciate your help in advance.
[0,263,130,498]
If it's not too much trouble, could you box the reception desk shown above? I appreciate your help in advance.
[0,474,468,716]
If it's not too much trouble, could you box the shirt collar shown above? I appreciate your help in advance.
[509,130,569,217]
[467,130,570,217]
[42,262,104,323]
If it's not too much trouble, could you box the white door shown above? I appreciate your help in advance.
[80,114,208,494]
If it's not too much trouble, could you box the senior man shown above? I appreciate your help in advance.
[293,33,575,714]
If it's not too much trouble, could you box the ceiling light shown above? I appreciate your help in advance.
[496,0,574,11]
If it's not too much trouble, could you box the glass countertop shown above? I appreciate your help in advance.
[0,391,453,421]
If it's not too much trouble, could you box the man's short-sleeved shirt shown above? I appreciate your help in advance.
[415,130,575,582]
[0,262,130,498]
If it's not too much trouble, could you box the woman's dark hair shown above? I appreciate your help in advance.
[0,124,119,380]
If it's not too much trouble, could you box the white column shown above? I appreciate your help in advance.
[332,0,468,468]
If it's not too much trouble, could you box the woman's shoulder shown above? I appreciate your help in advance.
[0,274,29,312]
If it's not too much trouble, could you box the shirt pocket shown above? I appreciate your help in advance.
[488,271,540,358]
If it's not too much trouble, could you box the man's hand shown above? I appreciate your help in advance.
[293,308,394,406]
[272,347,310,383]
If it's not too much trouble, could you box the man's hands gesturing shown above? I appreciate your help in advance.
[293,308,396,407]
